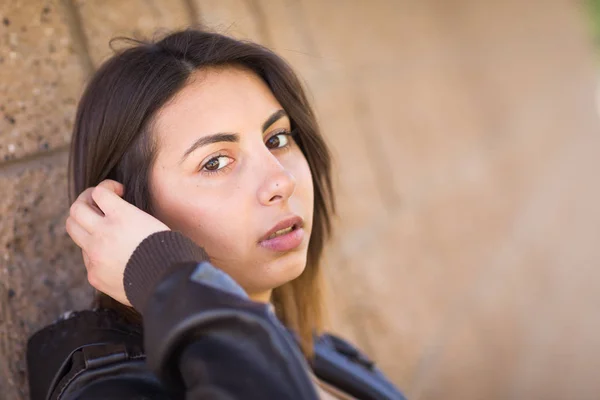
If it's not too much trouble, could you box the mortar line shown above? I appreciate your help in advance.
[0,146,69,176]
[58,0,95,78]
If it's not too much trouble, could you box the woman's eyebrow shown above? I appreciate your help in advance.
[262,109,288,132]
[180,110,287,164]
[180,132,239,164]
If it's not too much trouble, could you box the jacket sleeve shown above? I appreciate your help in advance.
[123,231,320,400]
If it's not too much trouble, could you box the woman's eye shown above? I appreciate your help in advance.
[202,155,232,172]
[266,132,291,149]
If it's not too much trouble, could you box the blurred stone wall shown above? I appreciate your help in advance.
[2,0,600,399]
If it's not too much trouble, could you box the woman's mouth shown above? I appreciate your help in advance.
[259,216,305,252]
[266,225,295,239]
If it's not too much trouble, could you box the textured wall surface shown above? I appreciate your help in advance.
[1,1,600,399]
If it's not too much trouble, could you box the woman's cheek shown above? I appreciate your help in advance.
[185,207,242,256]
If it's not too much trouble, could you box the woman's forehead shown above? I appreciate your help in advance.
[156,66,285,134]
[151,66,289,159]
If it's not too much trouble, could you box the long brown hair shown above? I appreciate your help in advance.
[69,28,335,356]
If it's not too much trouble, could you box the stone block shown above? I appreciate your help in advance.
[190,0,264,43]
[309,77,390,239]
[410,133,600,400]
[250,1,322,82]
[300,1,600,396]
[300,0,408,74]
[0,0,87,163]
[74,0,192,67]
[0,152,93,399]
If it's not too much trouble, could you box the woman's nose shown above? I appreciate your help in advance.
[257,161,297,206]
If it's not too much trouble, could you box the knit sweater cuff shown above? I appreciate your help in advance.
[123,230,209,312]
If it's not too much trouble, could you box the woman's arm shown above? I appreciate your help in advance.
[127,231,319,399]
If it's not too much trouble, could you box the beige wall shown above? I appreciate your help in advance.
[2,1,600,399]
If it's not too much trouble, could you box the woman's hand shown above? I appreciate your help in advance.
[66,179,170,306]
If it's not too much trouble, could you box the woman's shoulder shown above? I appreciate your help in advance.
[26,309,405,400]
[312,332,406,400]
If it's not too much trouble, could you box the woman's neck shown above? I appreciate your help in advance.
[248,290,272,303]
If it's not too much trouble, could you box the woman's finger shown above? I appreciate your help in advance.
[91,184,127,216]
[70,197,104,234]
[76,187,105,216]
[97,179,124,197]
[65,216,91,250]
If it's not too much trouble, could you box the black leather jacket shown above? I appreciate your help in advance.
[27,260,406,399]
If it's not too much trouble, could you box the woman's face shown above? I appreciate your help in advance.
[149,66,314,302]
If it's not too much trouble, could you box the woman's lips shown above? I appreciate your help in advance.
[258,227,305,252]
[259,215,303,242]
[258,215,305,252]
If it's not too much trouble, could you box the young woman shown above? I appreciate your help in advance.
[26,28,405,399]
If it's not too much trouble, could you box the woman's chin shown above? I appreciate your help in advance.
[272,251,308,282]
[245,253,308,294]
